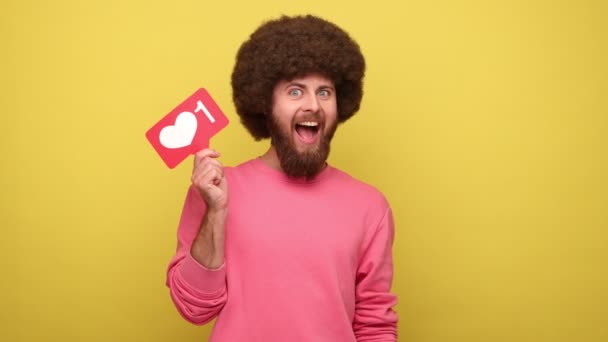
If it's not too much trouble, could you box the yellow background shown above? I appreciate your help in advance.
[2,0,606,341]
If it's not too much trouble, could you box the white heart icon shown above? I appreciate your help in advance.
[159,112,198,149]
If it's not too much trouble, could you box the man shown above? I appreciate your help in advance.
[166,15,398,341]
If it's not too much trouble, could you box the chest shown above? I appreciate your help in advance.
[223,186,366,272]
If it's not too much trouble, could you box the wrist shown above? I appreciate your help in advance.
[206,206,228,219]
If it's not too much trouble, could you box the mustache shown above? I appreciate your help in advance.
[293,111,323,123]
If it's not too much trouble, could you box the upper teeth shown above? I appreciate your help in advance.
[299,122,318,127]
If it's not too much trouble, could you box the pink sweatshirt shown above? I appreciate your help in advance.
[166,158,398,341]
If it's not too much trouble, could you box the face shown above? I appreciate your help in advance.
[269,73,339,179]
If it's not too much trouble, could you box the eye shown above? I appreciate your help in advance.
[318,89,332,97]
[288,88,303,97]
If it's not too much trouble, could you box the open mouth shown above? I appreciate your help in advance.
[295,121,321,144]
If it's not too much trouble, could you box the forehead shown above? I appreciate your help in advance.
[276,73,335,88]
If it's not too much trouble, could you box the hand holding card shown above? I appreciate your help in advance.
[146,88,229,168]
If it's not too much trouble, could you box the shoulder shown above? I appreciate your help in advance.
[328,167,390,212]
[223,158,271,191]
[327,167,393,237]
[223,159,258,178]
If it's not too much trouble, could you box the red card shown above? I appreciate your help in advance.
[146,88,229,168]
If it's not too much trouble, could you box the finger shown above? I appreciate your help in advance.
[194,149,221,164]
[192,163,223,185]
[192,157,224,174]
[201,168,223,187]
[198,163,223,180]
[193,150,222,172]
[193,167,223,189]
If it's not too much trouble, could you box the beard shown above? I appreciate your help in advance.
[267,113,338,180]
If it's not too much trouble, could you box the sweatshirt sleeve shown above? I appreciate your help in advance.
[165,185,227,325]
[353,206,398,341]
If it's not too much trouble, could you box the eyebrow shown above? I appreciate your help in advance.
[284,82,335,91]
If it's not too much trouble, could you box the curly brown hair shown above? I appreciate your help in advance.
[231,15,366,140]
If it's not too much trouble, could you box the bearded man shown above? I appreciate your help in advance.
[166,14,398,341]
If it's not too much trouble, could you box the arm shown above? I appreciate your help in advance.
[353,207,398,341]
[166,149,228,325]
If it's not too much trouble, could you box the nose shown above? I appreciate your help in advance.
[302,93,320,113]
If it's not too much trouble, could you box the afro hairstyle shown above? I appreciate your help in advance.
[231,14,366,140]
